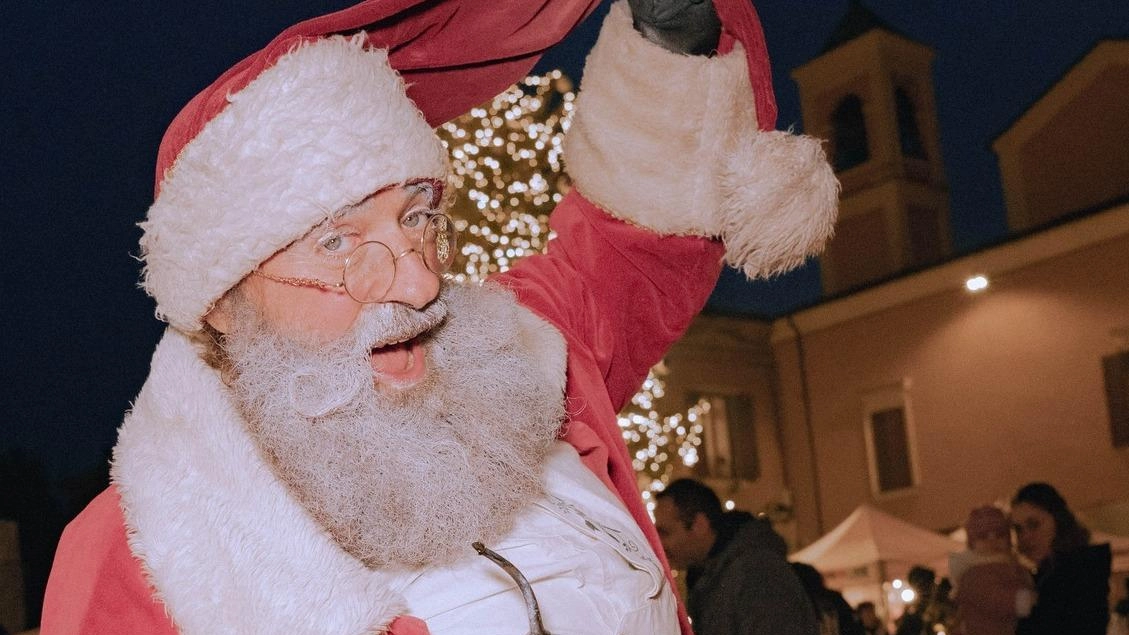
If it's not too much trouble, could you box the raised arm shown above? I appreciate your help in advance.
[497,0,838,407]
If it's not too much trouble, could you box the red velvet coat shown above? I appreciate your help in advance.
[41,194,722,634]
[41,1,837,631]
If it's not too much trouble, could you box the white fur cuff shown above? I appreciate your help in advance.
[563,1,838,278]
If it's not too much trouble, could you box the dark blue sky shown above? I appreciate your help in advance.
[3,1,1127,483]
[706,1,1129,316]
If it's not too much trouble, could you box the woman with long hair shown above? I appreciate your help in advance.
[1010,482,1111,635]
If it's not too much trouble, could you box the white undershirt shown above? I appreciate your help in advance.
[400,441,679,634]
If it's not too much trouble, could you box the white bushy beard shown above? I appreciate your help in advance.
[222,282,565,569]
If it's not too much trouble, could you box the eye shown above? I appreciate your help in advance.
[315,228,360,256]
[319,233,344,252]
[401,206,437,230]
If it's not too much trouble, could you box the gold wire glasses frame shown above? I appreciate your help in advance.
[252,213,457,303]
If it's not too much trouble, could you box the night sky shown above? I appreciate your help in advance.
[3,1,1128,488]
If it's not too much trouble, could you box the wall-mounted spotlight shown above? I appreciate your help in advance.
[965,275,989,292]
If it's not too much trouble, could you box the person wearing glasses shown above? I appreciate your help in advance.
[40,0,838,633]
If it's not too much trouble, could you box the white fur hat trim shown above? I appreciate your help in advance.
[139,35,449,332]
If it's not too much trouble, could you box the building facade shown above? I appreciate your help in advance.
[660,23,1129,554]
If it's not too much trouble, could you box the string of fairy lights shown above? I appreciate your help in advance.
[436,71,709,498]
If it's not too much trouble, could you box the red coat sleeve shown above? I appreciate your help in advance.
[496,191,723,635]
[41,487,178,635]
[497,190,725,413]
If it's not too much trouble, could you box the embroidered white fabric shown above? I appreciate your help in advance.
[400,441,679,634]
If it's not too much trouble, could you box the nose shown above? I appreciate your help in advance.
[382,246,440,309]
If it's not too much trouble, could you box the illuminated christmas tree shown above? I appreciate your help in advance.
[620,366,711,506]
[438,72,708,502]
[437,70,573,283]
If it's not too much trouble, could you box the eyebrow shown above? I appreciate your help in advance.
[325,184,428,222]
[405,179,445,208]
[405,180,433,200]
[308,179,442,239]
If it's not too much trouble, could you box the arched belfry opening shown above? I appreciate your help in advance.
[791,1,952,294]
[832,94,870,171]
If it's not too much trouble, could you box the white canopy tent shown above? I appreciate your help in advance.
[791,504,963,575]
[790,504,963,613]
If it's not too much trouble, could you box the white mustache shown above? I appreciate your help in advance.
[276,293,449,418]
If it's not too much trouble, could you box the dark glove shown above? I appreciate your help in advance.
[627,0,721,56]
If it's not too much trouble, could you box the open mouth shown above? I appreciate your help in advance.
[369,332,429,390]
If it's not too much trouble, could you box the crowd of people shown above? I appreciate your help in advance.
[653,479,1116,635]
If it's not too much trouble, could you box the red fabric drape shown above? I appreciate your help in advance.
[155,0,602,193]
[154,0,780,193]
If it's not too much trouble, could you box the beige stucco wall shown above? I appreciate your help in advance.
[774,216,1129,545]
[661,315,800,543]
[994,40,1129,231]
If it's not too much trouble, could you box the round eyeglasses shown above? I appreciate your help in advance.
[253,213,457,303]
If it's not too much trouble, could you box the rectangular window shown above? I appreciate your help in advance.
[1105,351,1129,447]
[862,384,919,496]
[691,393,760,481]
[870,407,914,491]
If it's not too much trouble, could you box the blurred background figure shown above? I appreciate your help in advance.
[1011,482,1111,635]
[948,505,1035,635]
[893,566,955,635]
[790,561,864,635]
[654,478,818,635]
[855,602,887,635]
[892,568,929,635]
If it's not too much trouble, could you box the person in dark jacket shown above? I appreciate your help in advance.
[654,478,818,635]
[1011,482,1111,635]
[856,601,888,635]
[791,561,865,635]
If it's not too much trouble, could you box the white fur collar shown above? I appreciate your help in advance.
[111,304,567,634]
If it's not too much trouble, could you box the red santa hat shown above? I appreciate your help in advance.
[140,0,818,333]
[139,0,602,332]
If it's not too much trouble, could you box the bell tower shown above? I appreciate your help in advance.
[792,1,951,295]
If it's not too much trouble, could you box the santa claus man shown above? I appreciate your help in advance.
[41,0,837,633]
